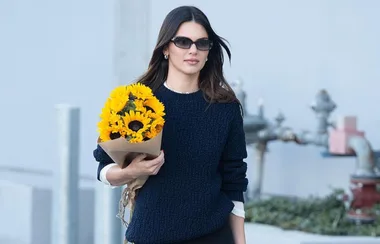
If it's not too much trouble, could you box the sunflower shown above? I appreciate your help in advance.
[110,118,126,136]
[97,83,165,143]
[145,116,164,139]
[129,83,154,100]
[109,85,131,112]
[133,99,147,113]
[129,132,144,143]
[97,119,113,142]
[122,110,151,141]
[99,100,112,118]
[144,97,166,119]
[99,128,112,142]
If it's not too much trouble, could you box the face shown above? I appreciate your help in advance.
[164,21,211,76]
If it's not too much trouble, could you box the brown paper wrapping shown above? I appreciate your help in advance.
[98,130,163,168]
[97,130,163,227]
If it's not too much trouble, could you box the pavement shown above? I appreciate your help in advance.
[244,223,380,244]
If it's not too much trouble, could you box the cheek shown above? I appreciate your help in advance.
[200,50,209,59]
[200,52,209,64]
[169,50,185,65]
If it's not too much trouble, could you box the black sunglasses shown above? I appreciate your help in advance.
[170,36,213,51]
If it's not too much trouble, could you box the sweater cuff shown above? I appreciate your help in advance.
[224,190,245,203]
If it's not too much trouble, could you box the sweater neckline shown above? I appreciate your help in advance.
[160,83,203,100]
[163,82,200,94]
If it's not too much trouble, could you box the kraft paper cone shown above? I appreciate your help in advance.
[97,130,164,229]
[98,130,163,168]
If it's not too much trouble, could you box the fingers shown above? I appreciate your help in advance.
[152,157,165,175]
[148,151,165,175]
[132,153,147,163]
[147,151,164,166]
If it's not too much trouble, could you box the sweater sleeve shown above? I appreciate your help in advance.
[220,103,249,203]
[93,144,115,181]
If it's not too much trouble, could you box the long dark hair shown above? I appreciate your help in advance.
[136,6,239,104]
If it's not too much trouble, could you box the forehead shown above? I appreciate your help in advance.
[175,21,208,40]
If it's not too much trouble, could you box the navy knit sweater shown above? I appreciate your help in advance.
[93,84,248,244]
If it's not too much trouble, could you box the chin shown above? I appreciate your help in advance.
[181,67,202,76]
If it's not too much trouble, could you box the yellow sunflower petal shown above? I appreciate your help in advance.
[129,83,154,100]
[145,117,164,139]
[109,85,130,112]
[144,97,165,117]
[129,132,144,143]
[134,99,147,113]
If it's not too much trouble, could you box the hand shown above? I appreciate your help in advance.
[127,151,165,178]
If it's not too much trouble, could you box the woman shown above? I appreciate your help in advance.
[94,5,248,244]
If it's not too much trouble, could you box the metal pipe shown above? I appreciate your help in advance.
[348,136,377,176]
[293,130,329,147]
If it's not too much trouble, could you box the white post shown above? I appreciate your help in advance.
[95,186,125,244]
[252,142,267,199]
[95,1,152,244]
[52,105,80,244]
[113,0,152,84]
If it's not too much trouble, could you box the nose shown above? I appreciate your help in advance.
[189,43,198,54]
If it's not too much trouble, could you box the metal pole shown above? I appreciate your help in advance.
[52,104,80,244]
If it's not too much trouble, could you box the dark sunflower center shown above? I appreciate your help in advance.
[145,106,155,113]
[128,120,144,132]
[110,132,121,140]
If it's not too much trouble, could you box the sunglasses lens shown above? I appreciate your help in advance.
[195,39,212,51]
[173,37,192,49]
[172,37,212,50]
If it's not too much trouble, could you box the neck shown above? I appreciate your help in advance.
[166,67,200,93]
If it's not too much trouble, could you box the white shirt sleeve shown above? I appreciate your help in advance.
[231,200,245,218]
[99,163,119,188]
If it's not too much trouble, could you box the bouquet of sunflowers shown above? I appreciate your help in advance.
[96,82,165,227]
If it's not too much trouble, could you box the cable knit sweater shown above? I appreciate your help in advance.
[93,84,248,244]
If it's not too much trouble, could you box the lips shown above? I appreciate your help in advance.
[184,59,199,65]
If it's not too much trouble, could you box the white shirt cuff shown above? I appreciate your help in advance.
[99,163,119,188]
[231,200,245,218]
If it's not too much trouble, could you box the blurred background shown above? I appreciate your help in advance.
[0,0,379,243]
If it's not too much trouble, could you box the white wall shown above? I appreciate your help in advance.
[0,0,114,178]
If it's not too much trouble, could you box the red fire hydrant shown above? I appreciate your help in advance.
[344,176,380,223]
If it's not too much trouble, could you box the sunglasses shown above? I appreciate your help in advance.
[170,36,213,51]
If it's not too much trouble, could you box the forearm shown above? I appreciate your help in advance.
[101,163,138,186]
[229,213,246,244]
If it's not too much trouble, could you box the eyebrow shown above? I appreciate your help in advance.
[174,36,209,40]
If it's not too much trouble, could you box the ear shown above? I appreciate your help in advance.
[163,45,169,56]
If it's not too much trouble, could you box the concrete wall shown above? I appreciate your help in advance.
[0,180,95,244]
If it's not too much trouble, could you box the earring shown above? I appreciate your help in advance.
[164,54,168,59]
[206,58,208,61]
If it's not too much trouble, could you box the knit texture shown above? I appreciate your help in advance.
[93,84,248,244]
